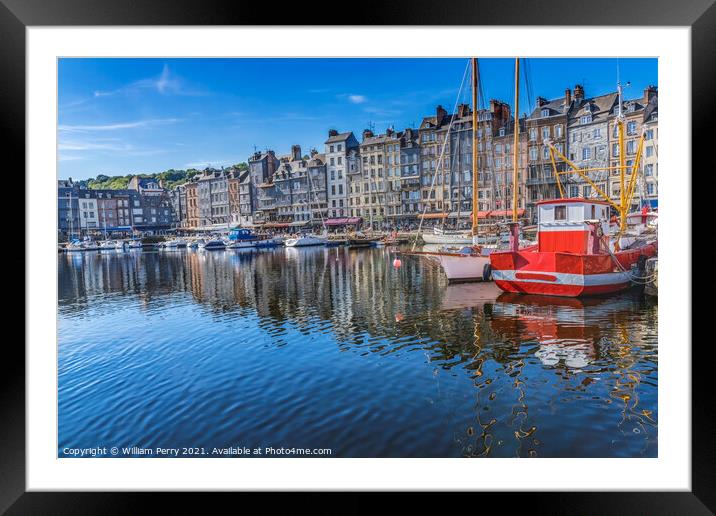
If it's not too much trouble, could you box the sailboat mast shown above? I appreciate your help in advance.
[512,57,520,222]
[471,58,479,240]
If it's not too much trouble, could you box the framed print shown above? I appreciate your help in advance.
[3,0,711,512]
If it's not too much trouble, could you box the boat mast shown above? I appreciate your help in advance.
[617,79,626,233]
[471,57,479,244]
[512,57,520,222]
[68,192,74,240]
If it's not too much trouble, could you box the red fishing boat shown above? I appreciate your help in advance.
[489,199,657,297]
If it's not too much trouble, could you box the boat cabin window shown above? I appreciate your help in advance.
[554,205,567,220]
[591,205,596,219]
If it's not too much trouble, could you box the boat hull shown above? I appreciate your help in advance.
[285,237,327,247]
[436,253,492,283]
[489,244,657,297]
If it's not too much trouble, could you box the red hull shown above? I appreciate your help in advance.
[490,243,657,298]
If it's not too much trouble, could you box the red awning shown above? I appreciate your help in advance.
[325,217,362,226]
[487,209,525,217]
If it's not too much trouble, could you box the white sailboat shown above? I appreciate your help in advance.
[286,165,329,247]
[412,58,493,282]
[421,227,473,245]
[285,230,328,247]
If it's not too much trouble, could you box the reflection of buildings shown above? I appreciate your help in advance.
[59,250,657,458]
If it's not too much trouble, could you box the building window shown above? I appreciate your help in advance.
[582,147,591,160]
[541,108,549,117]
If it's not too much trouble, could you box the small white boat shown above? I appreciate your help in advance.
[421,227,473,245]
[126,240,143,249]
[285,235,327,247]
[65,242,86,252]
[164,238,188,248]
[201,239,226,251]
[435,248,493,283]
[99,240,117,250]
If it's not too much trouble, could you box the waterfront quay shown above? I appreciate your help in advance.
[58,246,657,458]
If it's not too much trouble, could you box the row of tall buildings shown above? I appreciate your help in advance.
[59,83,658,235]
[171,83,658,230]
[58,176,174,237]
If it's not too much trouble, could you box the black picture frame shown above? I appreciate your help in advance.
[3,0,707,512]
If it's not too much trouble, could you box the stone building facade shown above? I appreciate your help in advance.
[324,130,359,218]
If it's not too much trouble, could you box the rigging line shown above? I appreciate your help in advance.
[412,58,471,251]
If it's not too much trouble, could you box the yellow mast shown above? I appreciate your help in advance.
[471,57,479,240]
[512,57,520,222]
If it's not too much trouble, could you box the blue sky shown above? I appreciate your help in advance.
[58,57,657,179]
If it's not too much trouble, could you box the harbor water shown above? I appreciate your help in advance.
[58,246,658,458]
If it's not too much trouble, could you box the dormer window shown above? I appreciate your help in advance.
[499,128,505,137]
[584,103,591,113]
[541,108,550,117]
[580,115,592,124]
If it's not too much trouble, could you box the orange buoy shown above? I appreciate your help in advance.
[395,312,404,322]
[393,258,402,268]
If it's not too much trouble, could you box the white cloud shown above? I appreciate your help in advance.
[91,64,207,98]
[347,94,367,104]
[59,118,182,132]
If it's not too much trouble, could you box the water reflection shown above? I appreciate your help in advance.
[58,248,657,458]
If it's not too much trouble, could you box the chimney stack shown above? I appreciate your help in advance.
[362,129,374,141]
[291,144,301,161]
[328,129,338,137]
[436,105,448,126]
[565,88,572,107]
[644,85,657,104]
[574,84,584,101]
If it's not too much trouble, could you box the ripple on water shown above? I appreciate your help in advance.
[57,248,657,458]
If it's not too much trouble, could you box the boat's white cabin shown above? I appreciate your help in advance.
[538,199,609,230]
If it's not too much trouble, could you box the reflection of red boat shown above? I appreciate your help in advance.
[490,292,631,368]
[490,199,657,297]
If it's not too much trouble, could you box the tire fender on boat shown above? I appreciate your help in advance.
[637,254,647,274]
[482,263,492,282]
